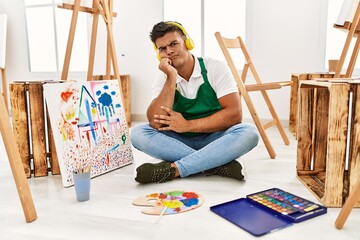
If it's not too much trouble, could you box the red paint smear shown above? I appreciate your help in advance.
[86,131,90,142]
[60,91,73,102]
[159,193,167,199]
[106,154,110,165]
[103,127,107,133]
[182,192,198,199]
[174,207,181,213]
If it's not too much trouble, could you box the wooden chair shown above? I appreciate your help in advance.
[215,32,291,159]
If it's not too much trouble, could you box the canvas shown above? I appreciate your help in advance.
[0,14,7,69]
[44,80,133,187]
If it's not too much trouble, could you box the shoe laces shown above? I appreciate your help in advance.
[152,167,176,183]
[206,166,230,177]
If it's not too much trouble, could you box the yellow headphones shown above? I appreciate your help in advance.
[154,21,195,60]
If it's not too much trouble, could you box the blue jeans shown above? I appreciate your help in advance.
[130,123,259,178]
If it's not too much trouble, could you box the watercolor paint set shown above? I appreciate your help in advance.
[210,188,327,236]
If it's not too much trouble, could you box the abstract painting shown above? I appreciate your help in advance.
[44,80,133,187]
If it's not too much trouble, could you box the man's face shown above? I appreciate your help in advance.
[155,31,188,68]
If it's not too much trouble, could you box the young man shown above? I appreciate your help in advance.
[131,21,259,184]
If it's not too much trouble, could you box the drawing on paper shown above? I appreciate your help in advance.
[44,80,133,187]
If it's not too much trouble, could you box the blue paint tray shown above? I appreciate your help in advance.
[210,188,327,237]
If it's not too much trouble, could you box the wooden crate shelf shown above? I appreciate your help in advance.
[296,80,360,207]
[10,80,61,178]
[289,73,338,137]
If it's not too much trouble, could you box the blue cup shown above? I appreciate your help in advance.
[73,171,91,202]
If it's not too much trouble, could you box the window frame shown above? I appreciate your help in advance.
[24,0,89,77]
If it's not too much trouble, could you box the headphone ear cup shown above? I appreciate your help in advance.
[153,43,161,60]
[185,38,195,50]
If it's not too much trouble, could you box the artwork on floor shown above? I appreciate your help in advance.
[44,80,133,187]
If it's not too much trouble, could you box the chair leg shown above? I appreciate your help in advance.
[261,90,290,145]
[256,120,276,159]
[242,92,276,159]
[335,177,360,229]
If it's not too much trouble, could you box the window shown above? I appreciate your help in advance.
[163,0,246,63]
[325,0,359,72]
[24,0,89,72]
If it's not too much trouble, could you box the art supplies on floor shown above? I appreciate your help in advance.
[210,188,327,237]
[133,190,203,215]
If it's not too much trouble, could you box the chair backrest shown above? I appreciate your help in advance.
[215,32,265,87]
[215,32,245,88]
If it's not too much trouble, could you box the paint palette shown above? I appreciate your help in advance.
[210,188,327,236]
[246,188,326,221]
[133,190,204,215]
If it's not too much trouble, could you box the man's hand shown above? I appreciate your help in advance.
[154,106,189,132]
[158,58,177,77]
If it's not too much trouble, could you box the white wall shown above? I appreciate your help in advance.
[245,0,328,121]
[0,0,330,122]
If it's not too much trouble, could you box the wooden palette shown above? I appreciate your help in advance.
[132,190,204,215]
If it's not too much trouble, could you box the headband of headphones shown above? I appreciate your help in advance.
[153,21,195,60]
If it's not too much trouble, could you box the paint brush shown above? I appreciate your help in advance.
[155,206,167,224]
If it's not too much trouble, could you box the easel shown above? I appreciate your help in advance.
[0,93,37,223]
[58,0,124,102]
[333,0,360,229]
[334,1,360,77]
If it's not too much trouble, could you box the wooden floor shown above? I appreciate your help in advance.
[1,122,360,240]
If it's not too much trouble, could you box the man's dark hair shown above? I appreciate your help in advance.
[150,21,185,43]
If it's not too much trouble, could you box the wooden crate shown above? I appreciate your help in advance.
[93,75,131,127]
[296,80,360,207]
[10,77,130,178]
[10,81,60,178]
[289,73,338,137]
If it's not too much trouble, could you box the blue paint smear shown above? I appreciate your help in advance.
[78,123,90,127]
[104,85,109,90]
[106,144,120,153]
[111,91,116,95]
[105,106,111,134]
[115,103,121,108]
[98,92,112,107]
[96,90,101,96]
[85,99,96,142]
[180,198,199,207]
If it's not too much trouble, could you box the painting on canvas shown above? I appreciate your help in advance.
[44,80,133,187]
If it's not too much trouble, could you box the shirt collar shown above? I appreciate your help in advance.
[176,55,202,84]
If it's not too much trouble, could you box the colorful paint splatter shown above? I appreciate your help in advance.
[44,80,133,187]
[133,191,204,215]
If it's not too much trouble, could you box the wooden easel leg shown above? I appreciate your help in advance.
[99,0,124,105]
[345,34,360,77]
[0,94,37,223]
[1,67,8,112]
[105,0,113,79]
[335,2,360,78]
[61,0,81,80]
[87,10,99,81]
[105,33,111,79]
[335,177,360,229]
